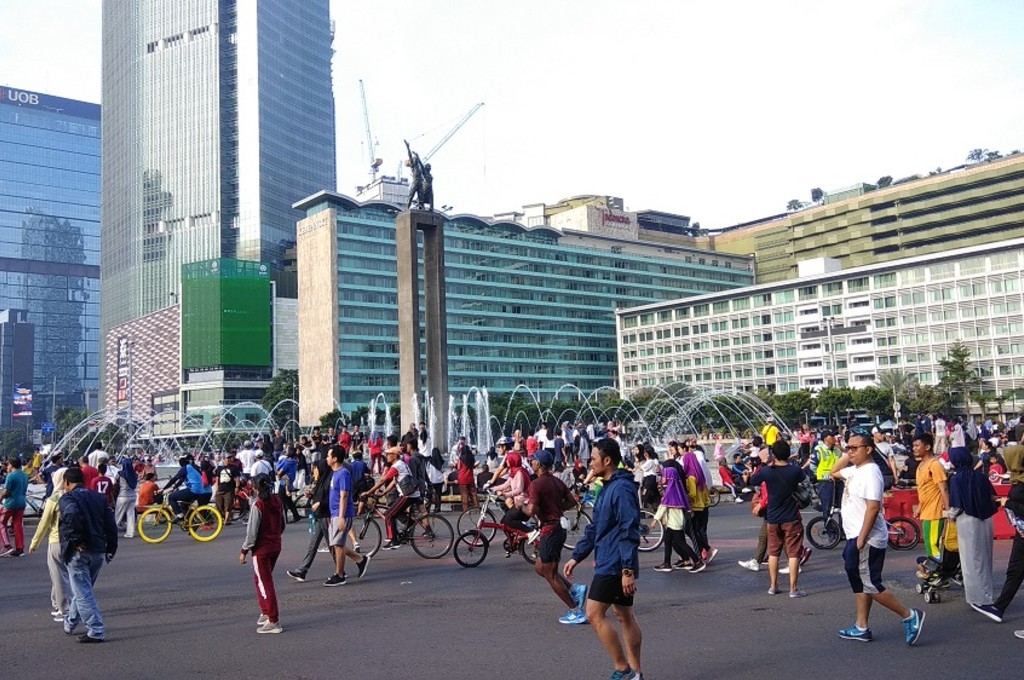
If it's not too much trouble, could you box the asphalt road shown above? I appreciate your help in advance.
[1,502,1019,680]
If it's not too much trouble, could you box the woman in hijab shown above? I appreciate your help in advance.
[426,447,445,513]
[115,457,139,538]
[652,466,703,573]
[994,444,1024,637]
[948,446,1000,620]
[490,452,532,534]
[682,450,716,563]
[28,467,69,621]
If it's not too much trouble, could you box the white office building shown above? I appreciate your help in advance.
[617,238,1024,397]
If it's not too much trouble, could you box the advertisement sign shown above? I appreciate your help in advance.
[116,336,131,409]
[12,384,32,418]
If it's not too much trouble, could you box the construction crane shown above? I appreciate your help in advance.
[359,79,383,180]
[423,102,484,162]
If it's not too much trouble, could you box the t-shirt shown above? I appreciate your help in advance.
[749,463,806,525]
[839,463,888,549]
[329,466,354,518]
[80,464,99,489]
[349,459,369,484]
[383,459,419,497]
[527,474,571,525]
[215,464,239,493]
[916,457,948,520]
[137,481,159,506]
[88,475,116,507]
[2,469,28,510]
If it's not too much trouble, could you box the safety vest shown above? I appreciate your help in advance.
[815,444,840,481]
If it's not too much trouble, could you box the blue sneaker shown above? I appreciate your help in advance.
[609,669,635,680]
[558,608,588,625]
[904,608,925,646]
[572,583,587,610]
[838,625,873,642]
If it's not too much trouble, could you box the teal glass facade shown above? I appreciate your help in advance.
[315,198,754,412]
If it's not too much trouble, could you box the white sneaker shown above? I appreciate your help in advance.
[257,613,269,625]
[738,559,760,572]
[526,529,540,544]
[1014,630,1024,639]
[257,621,282,634]
[735,497,745,503]
[779,565,791,575]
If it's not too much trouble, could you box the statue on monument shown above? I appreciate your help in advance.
[404,139,434,211]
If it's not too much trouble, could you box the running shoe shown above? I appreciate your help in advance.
[904,608,925,646]
[609,668,635,680]
[317,546,331,553]
[1015,630,1024,639]
[77,634,104,644]
[838,625,873,642]
[382,540,398,550]
[767,587,781,595]
[323,573,347,587]
[257,621,283,634]
[688,560,707,573]
[705,547,719,564]
[735,497,745,503]
[800,547,812,566]
[571,583,587,610]
[356,554,370,579]
[558,608,589,625]
[257,614,269,625]
[673,559,692,570]
[789,589,807,598]
[738,559,760,572]
[0,547,14,557]
[526,529,540,544]
[653,563,674,573]
[286,570,306,582]
[779,565,791,575]
[970,603,1003,623]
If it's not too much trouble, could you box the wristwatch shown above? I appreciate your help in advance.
[621,568,634,578]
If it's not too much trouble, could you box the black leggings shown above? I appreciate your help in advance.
[279,487,300,520]
[995,534,1024,614]
[502,506,530,533]
[690,508,710,552]
[430,482,444,513]
[664,526,699,564]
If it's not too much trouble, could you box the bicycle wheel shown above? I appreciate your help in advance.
[453,530,489,567]
[806,516,842,550]
[563,509,592,551]
[409,513,454,559]
[357,516,383,557]
[708,488,721,508]
[520,534,539,565]
[187,505,223,542]
[457,507,497,542]
[137,507,173,544]
[638,509,664,552]
[887,516,921,551]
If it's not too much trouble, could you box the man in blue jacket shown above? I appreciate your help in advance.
[564,438,644,680]
[59,466,118,643]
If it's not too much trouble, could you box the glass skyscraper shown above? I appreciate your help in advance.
[101,1,337,393]
[0,86,101,426]
[295,193,756,417]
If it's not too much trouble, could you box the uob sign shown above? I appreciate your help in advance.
[0,88,41,106]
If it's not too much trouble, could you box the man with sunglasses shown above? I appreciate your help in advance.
[831,433,925,645]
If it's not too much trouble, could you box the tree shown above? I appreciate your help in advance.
[772,390,814,426]
[319,408,343,430]
[814,387,855,424]
[261,369,298,419]
[854,386,893,419]
[876,369,918,403]
[995,394,1008,422]
[810,187,824,203]
[985,150,1003,162]
[966,148,987,163]
[938,342,978,410]
[876,175,893,189]
[786,199,803,211]
[0,428,32,458]
[909,385,952,416]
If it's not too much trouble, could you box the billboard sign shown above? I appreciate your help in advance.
[116,336,131,409]
[12,384,33,418]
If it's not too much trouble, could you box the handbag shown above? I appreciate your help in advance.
[791,480,813,510]
[397,474,418,496]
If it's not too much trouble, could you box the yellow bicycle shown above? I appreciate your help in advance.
[137,498,224,544]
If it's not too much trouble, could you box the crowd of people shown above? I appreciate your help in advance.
[3,412,1023,677]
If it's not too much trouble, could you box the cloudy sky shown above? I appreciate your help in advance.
[2,0,1023,228]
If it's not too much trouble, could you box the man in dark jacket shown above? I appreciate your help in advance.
[59,466,118,643]
[564,438,643,680]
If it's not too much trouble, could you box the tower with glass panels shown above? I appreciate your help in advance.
[0,86,101,425]
[100,0,336,398]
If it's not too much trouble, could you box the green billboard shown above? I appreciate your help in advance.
[181,259,272,370]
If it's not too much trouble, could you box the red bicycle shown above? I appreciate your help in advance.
[453,492,539,567]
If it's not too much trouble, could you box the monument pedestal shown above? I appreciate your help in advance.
[396,209,448,449]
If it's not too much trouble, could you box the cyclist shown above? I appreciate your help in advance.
[161,455,213,523]
[487,452,533,540]
[360,443,420,550]
[525,450,587,622]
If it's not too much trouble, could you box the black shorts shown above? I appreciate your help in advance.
[538,526,566,564]
[589,573,634,608]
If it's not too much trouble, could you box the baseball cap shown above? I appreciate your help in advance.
[534,450,554,468]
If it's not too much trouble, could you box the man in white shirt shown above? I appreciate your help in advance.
[933,415,948,455]
[831,433,925,645]
[87,445,107,469]
[250,450,272,478]
[872,428,899,480]
[238,443,256,478]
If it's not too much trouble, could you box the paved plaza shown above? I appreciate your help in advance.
[1,502,1018,680]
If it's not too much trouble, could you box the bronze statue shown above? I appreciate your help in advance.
[404,140,434,211]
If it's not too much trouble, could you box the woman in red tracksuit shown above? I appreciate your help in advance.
[240,473,285,634]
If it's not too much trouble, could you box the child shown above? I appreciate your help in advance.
[240,473,285,634]
[652,467,703,573]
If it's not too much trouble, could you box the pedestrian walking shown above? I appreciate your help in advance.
[994,444,1024,638]
[28,467,70,622]
[240,473,285,634]
[114,458,138,538]
[1,457,29,557]
[286,459,333,583]
[947,447,1002,622]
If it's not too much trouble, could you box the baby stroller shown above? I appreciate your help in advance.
[915,517,961,604]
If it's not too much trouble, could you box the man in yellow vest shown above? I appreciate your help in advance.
[808,431,842,519]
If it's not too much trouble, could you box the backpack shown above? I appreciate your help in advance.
[791,479,813,509]
[870,450,895,491]
[219,467,233,485]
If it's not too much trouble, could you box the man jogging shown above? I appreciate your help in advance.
[564,438,644,680]
[523,450,586,622]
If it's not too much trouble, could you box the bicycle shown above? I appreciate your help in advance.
[355,494,453,559]
[453,493,541,568]
[806,488,920,551]
[806,479,845,550]
[136,497,223,544]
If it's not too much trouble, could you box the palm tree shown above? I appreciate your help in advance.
[995,394,1008,423]
[877,369,918,401]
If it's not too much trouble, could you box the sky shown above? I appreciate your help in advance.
[2,0,1024,228]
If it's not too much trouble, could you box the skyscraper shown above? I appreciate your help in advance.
[0,85,101,425]
[100,1,336,398]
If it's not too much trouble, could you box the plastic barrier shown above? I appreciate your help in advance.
[883,485,1016,540]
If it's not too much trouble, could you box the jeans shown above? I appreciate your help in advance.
[66,551,105,639]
